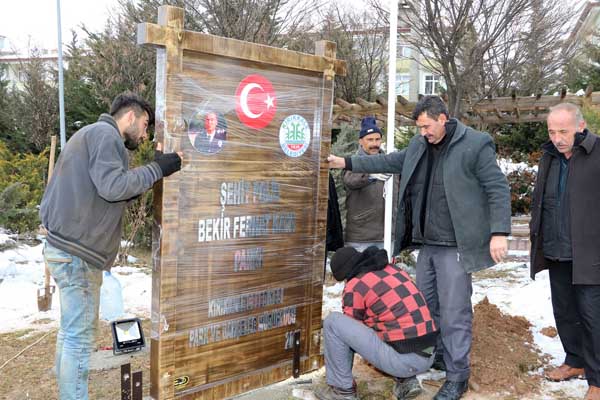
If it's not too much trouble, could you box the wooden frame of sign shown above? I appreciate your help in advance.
[137,6,346,400]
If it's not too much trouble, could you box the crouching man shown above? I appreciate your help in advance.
[316,246,438,400]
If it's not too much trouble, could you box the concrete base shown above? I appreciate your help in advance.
[89,345,149,372]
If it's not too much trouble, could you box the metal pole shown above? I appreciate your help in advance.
[56,0,66,150]
[383,0,398,259]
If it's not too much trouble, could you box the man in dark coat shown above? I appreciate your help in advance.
[529,103,600,400]
[343,116,390,251]
[328,96,511,400]
[327,173,344,253]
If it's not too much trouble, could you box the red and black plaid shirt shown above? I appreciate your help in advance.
[343,264,437,342]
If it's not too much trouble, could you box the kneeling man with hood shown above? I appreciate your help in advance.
[315,246,439,400]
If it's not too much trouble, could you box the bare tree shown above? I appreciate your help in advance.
[493,0,576,97]
[370,0,575,117]
[183,0,321,46]
[318,3,389,102]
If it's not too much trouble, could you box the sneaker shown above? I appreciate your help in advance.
[314,384,358,400]
[393,376,423,399]
[433,379,469,400]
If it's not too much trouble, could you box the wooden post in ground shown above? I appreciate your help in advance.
[38,135,57,312]
[138,5,345,399]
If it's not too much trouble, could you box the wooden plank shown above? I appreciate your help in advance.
[356,97,379,110]
[148,6,186,400]
[397,95,409,106]
[560,87,567,99]
[333,89,600,126]
[494,108,503,120]
[140,6,336,399]
[470,94,586,112]
[335,98,352,109]
[467,113,548,124]
[376,95,387,107]
[138,12,346,76]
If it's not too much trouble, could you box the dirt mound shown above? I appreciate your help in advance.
[471,296,548,397]
[540,326,558,338]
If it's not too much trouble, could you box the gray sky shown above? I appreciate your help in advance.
[0,0,588,52]
[0,0,119,51]
[0,0,369,52]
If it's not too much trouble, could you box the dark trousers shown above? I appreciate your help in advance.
[549,261,600,386]
[416,246,472,382]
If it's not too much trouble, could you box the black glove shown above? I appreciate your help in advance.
[154,151,182,177]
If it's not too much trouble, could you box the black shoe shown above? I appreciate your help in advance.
[431,354,446,371]
[393,376,422,399]
[433,379,468,400]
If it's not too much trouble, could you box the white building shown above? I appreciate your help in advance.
[0,35,59,89]
[568,1,600,50]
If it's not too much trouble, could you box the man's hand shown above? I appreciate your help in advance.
[327,154,346,169]
[490,235,508,264]
[154,143,183,177]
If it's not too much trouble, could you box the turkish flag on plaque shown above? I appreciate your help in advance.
[235,74,277,129]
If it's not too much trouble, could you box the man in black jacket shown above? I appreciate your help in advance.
[328,96,511,400]
[41,93,182,400]
[529,103,600,400]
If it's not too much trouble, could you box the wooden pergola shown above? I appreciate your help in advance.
[332,86,600,128]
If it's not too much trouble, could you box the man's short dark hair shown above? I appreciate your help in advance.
[110,92,155,126]
[412,95,449,121]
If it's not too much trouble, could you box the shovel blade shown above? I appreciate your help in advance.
[37,286,55,312]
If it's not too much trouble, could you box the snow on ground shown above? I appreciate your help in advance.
[322,282,344,317]
[0,238,152,334]
[498,158,538,175]
[0,240,55,333]
[0,236,589,398]
[0,230,15,246]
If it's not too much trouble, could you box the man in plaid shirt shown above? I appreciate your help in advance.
[315,246,439,400]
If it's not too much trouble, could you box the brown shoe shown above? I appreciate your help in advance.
[544,364,585,381]
[584,385,600,400]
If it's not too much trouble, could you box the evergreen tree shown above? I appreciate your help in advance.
[0,65,27,152]
[11,48,59,154]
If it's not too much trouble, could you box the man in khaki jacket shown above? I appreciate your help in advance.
[343,117,392,251]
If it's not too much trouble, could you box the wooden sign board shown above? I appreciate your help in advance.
[138,6,346,399]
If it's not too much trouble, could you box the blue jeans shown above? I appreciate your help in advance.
[44,242,103,400]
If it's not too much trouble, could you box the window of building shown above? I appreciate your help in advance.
[397,45,411,58]
[423,74,442,95]
[18,69,27,82]
[396,73,410,97]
